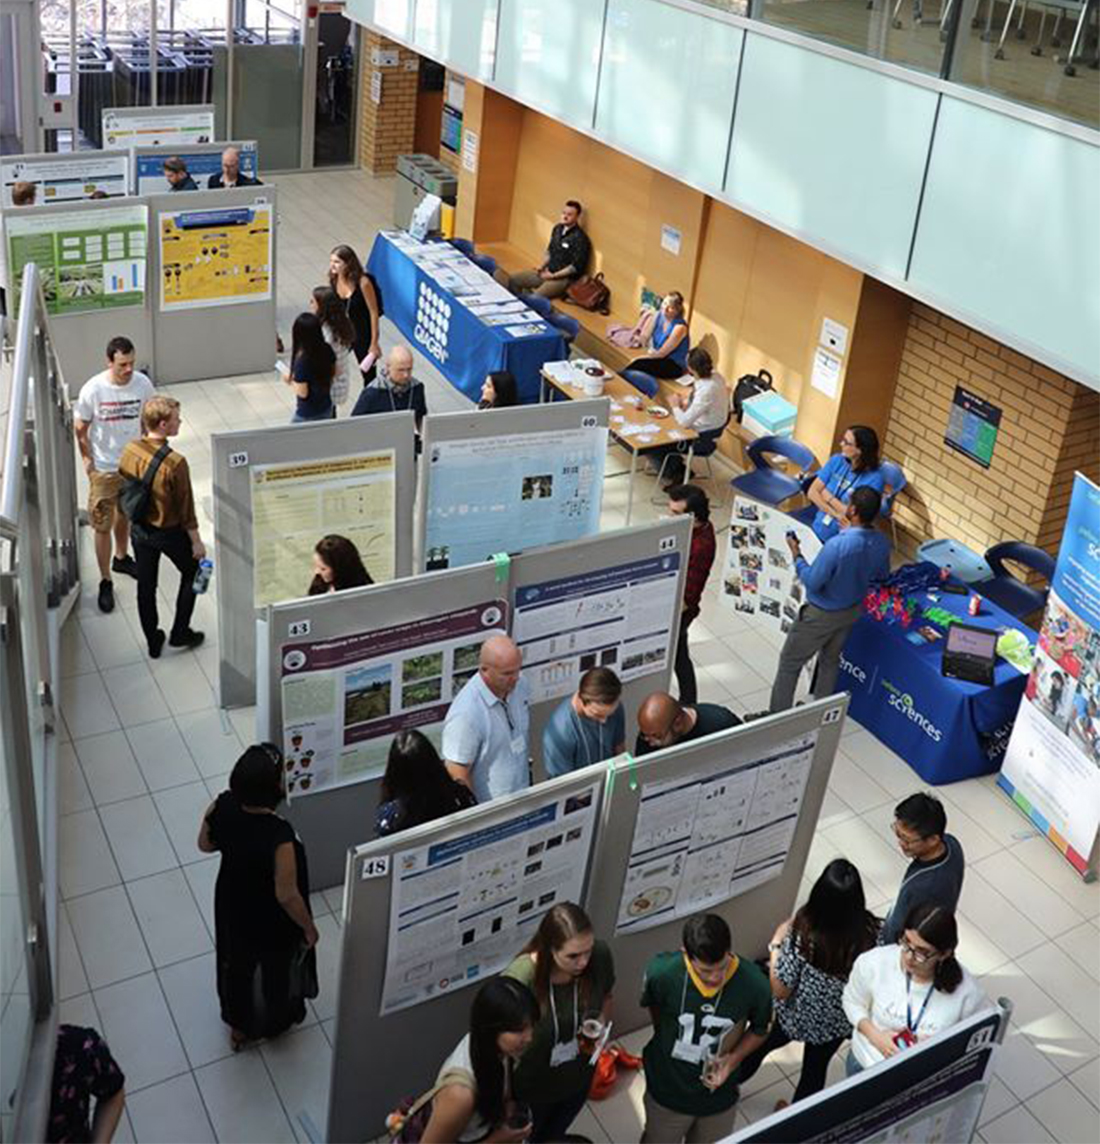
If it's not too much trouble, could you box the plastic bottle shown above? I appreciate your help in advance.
[193,559,214,594]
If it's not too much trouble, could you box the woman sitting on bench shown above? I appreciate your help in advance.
[625,291,690,379]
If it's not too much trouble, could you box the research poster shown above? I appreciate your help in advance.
[251,452,396,608]
[721,497,821,632]
[133,142,258,194]
[2,154,130,204]
[513,552,683,705]
[615,731,817,934]
[158,199,272,310]
[280,599,508,797]
[1000,473,1100,874]
[380,780,601,1014]
[4,204,147,317]
[102,107,214,148]
[423,424,606,571]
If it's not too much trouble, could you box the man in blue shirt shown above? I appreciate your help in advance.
[541,667,626,778]
[769,486,891,713]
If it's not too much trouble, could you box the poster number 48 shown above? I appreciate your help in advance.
[361,855,390,880]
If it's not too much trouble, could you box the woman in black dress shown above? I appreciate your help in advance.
[328,244,381,385]
[198,743,319,1049]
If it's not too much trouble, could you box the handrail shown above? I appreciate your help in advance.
[1,263,40,522]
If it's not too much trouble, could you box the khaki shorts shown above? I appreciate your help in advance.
[88,469,123,533]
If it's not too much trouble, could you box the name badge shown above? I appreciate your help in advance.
[550,1040,579,1068]
[671,1038,703,1065]
[510,734,526,757]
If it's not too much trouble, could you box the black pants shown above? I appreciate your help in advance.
[218,943,306,1040]
[133,525,197,644]
[737,1022,845,1103]
[674,616,698,706]
[627,356,685,379]
[529,1085,589,1143]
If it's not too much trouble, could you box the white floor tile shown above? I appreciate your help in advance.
[958,868,1048,961]
[148,653,217,717]
[977,1075,1018,1127]
[1069,1058,1100,1109]
[73,729,148,806]
[588,1066,646,1143]
[100,663,169,728]
[58,741,94,815]
[183,857,220,936]
[1056,921,1100,983]
[1008,835,1100,921]
[976,849,1087,938]
[175,707,244,778]
[827,752,894,814]
[941,778,1041,850]
[93,971,190,1092]
[991,1023,1064,1101]
[737,1074,795,1126]
[1026,1077,1100,1143]
[307,913,342,1024]
[1016,943,1100,1041]
[59,808,121,898]
[153,782,213,869]
[99,795,179,882]
[60,656,125,737]
[195,1050,297,1143]
[57,901,90,1000]
[126,1072,216,1143]
[979,1101,1056,1143]
[60,619,98,677]
[126,718,203,792]
[58,991,100,1029]
[67,885,152,989]
[260,1024,333,1144]
[126,869,213,968]
[158,953,233,1070]
[573,1103,612,1143]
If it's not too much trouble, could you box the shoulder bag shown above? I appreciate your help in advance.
[566,272,611,315]
[118,442,172,525]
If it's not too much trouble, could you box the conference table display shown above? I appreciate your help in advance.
[541,359,698,525]
[840,562,1031,784]
[367,230,567,403]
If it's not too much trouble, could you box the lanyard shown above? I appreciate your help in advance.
[833,461,856,501]
[549,980,578,1043]
[906,974,935,1034]
[680,965,726,1015]
[570,708,604,768]
[501,698,515,735]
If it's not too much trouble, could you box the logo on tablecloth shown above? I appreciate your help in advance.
[880,679,943,742]
[414,281,450,363]
[838,654,867,686]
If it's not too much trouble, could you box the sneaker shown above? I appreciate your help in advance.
[169,628,205,649]
[97,579,114,613]
[111,554,138,579]
[742,709,771,723]
[148,629,166,659]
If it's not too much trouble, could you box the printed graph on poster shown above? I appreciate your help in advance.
[2,154,130,205]
[158,200,273,310]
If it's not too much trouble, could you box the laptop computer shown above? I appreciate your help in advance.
[942,622,998,685]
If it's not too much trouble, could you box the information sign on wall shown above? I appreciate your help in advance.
[944,385,1002,468]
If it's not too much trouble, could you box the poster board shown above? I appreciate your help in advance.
[418,400,609,572]
[721,496,822,630]
[132,139,258,194]
[158,197,273,310]
[2,151,131,205]
[101,104,215,148]
[1000,473,1100,878]
[3,202,147,318]
[211,411,416,709]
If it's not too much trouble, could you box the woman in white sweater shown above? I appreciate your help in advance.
[310,285,356,413]
[842,903,986,1075]
[658,347,729,485]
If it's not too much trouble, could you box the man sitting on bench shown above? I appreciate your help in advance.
[508,200,591,299]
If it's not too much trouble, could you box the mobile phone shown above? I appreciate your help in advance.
[939,581,968,595]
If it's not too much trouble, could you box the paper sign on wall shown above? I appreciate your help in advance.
[660,224,682,256]
[820,317,849,356]
[811,348,843,399]
[370,70,383,105]
[371,48,399,67]
[462,130,479,173]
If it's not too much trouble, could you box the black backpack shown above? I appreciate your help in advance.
[733,368,774,423]
[119,442,171,525]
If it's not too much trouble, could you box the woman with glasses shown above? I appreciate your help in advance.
[805,425,885,542]
[198,744,318,1051]
[842,903,985,1075]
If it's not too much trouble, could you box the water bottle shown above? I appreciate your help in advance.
[193,559,214,594]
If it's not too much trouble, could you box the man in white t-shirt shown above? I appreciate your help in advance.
[73,336,155,613]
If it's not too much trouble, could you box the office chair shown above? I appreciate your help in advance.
[729,436,818,509]
[976,541,1056,620]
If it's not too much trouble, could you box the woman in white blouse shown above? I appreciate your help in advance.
[842,903,986,1075]
[310,285,356,413]
[659,347,729,485]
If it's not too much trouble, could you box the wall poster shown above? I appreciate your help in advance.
[250,451,396,608]
[945,385,1002,469]
[380,779,600,1014]
[280,600,508,797]
[2,154,130,205]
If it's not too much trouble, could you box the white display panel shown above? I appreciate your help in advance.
[596,0,742,193]
[495,0,605,130]
[411,0,498,79]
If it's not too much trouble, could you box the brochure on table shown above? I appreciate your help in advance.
[721,497,822,630]
[250,451,396,608]
[4,203,147,317]
[380,779,601,1014]
[423,423,607,571]
[513,553,682,705]
[134,140,258,194]
[616,730,817,933]
[2,153,130,205]
[158,198,272,310]
[280,600,508,797]
[102,107,215,148]
[1000,473,1100,875]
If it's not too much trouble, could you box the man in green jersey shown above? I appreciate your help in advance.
[640,913,773,1143]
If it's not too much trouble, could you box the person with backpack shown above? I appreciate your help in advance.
[116,394,206,657]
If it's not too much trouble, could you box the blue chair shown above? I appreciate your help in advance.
[471,253,497,275]
[976,541,1055,620]
[621,368,659,398]
[547,311,580,346]
[730,436,818,509]
[878,459,908,547]
[448,238,476,257]
[522,294,554,319]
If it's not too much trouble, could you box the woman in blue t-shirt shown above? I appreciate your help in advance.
[626,291,690,379]
[285,311,336,423]
[807,425,885,541]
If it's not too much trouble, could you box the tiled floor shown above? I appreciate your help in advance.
[52,168,1099,1143]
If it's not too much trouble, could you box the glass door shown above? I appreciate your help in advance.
[311,3,357,166]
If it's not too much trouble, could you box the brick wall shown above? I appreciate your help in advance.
[358,33,419,174]
[883,302,1100,563]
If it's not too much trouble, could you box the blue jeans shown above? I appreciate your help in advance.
[291,407,335,423]
[846,1050,865,1077]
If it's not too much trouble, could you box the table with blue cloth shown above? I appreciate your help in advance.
[366,231,567,403]
[838,562,1031,784]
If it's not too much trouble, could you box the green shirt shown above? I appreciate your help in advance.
[640,951,773,1116]
[504,941,616,1105]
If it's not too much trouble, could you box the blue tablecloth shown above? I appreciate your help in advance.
[367,233,567,403]
[839,571,1030,784]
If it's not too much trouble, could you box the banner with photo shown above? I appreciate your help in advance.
[999,473,1100,876]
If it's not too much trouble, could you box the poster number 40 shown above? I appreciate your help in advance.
[362,855,390,880]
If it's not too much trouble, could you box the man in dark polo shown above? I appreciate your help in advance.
[508,200,591,299]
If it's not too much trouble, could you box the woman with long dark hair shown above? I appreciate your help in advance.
[328,244,381,384]
[308,534,373,595]
[737,859,879,1106]
[843,903,985,1075]
[310,285,356,412]
[806,424,885,541]
[420,977,539,1143]
[375,729,477,837]
[285,311,335,423]
[479,370,519,410]
[503,902,615,1141]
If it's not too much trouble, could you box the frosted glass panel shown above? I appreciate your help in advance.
[495,0,604,130]
[412,0,498,80]
[595,0,741,193]
[727,34,937,279]
[345,0,375,29]
[373,0,409,39]
[910,98,1100,385]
